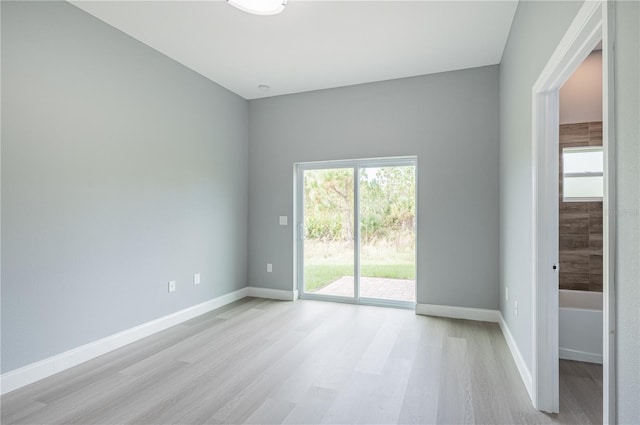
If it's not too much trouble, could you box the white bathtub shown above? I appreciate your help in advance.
[559,289,603,364]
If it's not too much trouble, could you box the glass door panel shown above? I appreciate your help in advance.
[359,166,416,303]
[302,168,355,298]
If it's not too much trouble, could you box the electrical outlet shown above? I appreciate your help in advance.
[194,273,201,285]
[506,287,509,301]
[168,280,176,293]
[267,263,273,273]
[514,300,518,317]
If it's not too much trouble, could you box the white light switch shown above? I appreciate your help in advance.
[267,263,273,273]
[168,280,176,293]
[279,216,288,226]
[194,273,201,285]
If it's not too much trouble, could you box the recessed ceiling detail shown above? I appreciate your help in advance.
[70,1,518,100]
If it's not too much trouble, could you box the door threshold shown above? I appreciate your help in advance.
[299,294,415,310]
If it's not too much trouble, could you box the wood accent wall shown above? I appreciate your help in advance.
[559,122,603,292]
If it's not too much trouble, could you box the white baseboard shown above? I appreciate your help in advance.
[415,303,501,323]
[499,313,534,401]
[247,286,298,301]
[0,287,249,395]
[559,347,603,364]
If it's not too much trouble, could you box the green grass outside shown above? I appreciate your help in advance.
[304,264,415,292]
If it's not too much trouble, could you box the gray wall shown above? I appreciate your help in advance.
[614,1,639,422]
[248,66,500,309]
[1,1,248,373]
[499,0,584,370]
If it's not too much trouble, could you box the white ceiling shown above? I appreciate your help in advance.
[70,1,519,100]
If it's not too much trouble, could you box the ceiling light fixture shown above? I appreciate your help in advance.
[258,84,271,92]
[227,0,287,16]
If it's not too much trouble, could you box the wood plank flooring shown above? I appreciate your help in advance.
[559,359,602,424]
[1,298,601,424]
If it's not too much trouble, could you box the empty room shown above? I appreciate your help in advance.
[1,1,638,424]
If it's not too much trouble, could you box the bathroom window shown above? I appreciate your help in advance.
[562,146,603,201]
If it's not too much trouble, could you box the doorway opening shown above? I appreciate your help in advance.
[531,1,614,422]
[557,45,604,424]
[295,157,417,308]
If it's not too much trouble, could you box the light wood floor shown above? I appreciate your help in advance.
[1,298,601,424]
[559,359,602,425]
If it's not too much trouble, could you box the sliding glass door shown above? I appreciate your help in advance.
[359,165,416,303]
[296,157,416,307]
[301,167,355,299]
